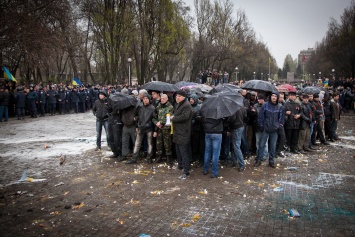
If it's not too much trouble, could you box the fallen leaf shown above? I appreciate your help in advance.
[179,223,191,227]
[192,214,201,222]
[72,202,85,209]
[150,190,164,195]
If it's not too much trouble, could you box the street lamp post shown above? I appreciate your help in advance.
[235,67,238,82]
[261,72,263,80]
[128,58,132,87]
[319,71,321,79]
[253,72,256,79]
[332,69,335,79]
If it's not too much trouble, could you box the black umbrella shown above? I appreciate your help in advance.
[200,91,244,119]
[175,81,198,88]
[109,92,137,110]
[302,86,321,94]
[142,81,179,92]
[241,80,277,92]
[209,83,241,94]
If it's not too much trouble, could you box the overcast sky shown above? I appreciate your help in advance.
[184,0,352,68]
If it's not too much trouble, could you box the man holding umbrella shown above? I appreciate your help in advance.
[255,91,284,168]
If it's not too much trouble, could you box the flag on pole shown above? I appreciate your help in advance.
[3,66,17,82]
[302,54,306,62]
[72,77,83,86]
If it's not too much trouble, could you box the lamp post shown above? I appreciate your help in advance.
[318,71,321,79]
[253,72,256,79]
[235,67,238,82]
[261,72,263,80]
[332,69,335,79]
[128,58,132,87]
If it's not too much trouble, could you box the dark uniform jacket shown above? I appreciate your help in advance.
[284,100,302,129]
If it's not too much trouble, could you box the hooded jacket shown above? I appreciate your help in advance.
[93,97,110,121]
[257,99,284,133]
[135,102,156,133]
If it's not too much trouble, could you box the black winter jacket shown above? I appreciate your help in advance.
[93,98,110,121]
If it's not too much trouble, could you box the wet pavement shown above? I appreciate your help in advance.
[0,113,354,236]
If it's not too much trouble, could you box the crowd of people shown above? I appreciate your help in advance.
[0,76,354,180]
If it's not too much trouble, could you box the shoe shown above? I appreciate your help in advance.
[312,143,319,146]
[95,146,101,151]
[210,175,219,178]
[254,160,262,167]
[117,156,127,162]
[309,146,318,150]
[178,173,190,180]
[237,166,245,172]
[109,154,119,158]
[269,163,276,168]
[126,159,137,164]
[321,142,330,145]
[303,148,312,152]
[330,139,335,142]
[291,150,301,154]
[299,150,307,154]
[203,170,209,175]
[277,151,285,158]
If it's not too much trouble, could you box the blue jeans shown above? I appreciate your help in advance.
[0,105,8,121]
[257,131,278,164]
[204,133,222,176]
[231,127,245,168]
[255,131,268,159]
[96,120,109,147]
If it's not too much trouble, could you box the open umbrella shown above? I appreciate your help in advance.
[241,80,277,92]
[175,81,198,88]
[277,85,289,93]
[200,91,244,119]
[195,84,213,93]
[301,86,321,94]
[279,84,297,92]
[209,83,241,94]
[142,81,179,92]
[109,92,137,110]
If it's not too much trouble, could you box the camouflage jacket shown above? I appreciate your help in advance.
[152,101,173,127]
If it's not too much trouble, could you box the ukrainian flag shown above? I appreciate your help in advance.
[3,66,17,83]
[72,77,83,86]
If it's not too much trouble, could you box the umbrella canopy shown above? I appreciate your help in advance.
[142,81,179,92]
[175,81,198,88]
[241,80,277,92]
[200,91,244,119]
[302,86,321,94]
[279,84,297,92]
[209,83,241,94]
[277,85,289,93]
[195,84,213,93]
[109,92,137,110]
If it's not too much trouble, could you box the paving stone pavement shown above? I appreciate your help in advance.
[0,115,354,237]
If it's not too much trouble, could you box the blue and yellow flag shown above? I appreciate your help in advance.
[3,66,17,82]
[72,77,83,86]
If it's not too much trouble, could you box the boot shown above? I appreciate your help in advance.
[155,155,163,163]
[126,154,138,164]
[167,155,173,168]
[126,158,137,164]
[117,156,127,162]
